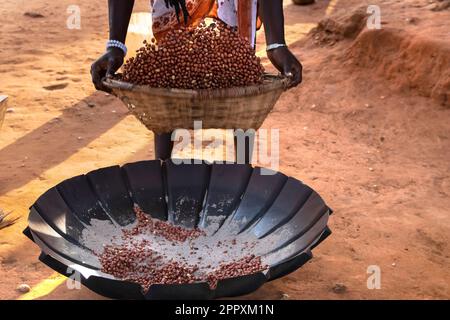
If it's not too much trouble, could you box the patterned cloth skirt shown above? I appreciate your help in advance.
[150,0,260,46]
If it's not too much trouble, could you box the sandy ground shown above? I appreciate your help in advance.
[0,0,449,300]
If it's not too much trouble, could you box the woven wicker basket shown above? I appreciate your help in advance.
[104,75,289,134]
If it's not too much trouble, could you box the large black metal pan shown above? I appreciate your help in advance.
[24,159,332,299]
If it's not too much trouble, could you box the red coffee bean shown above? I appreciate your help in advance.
[99,206,266,292]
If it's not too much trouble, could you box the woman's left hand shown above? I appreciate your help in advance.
[267,46,303,88]
[164,0,189,24]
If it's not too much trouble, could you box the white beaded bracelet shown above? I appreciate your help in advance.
[106,39,128,56]
[266,43,287,51]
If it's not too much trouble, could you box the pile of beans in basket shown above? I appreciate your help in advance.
[98,206,266,291]
[121,20,265,89]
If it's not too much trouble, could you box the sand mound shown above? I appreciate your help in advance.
[309,6,368,46]
[344,28,450,107]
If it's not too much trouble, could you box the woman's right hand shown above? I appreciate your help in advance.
[90,47,125,92]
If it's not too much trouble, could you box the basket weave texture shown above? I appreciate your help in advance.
[104,75,289,134]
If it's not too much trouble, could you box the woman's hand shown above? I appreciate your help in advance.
[259,0,302,88]
[164,0,189,24]
[90,47,124,92]
[267,46,303,88]
[90,0,134,91]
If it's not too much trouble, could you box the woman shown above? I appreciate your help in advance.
[91,0,302,161]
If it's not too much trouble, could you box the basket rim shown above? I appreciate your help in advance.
[103,74,290,99]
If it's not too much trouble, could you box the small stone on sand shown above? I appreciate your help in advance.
[24,12,44,18]
[16,284,31,293]
[43,83,68,91]
[332,283,347,294]
[280,293,290,300]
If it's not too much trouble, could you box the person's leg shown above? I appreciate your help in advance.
[234,131,256,164]
[154,132,174,160]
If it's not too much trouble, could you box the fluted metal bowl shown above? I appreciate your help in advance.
[24,159,332,299]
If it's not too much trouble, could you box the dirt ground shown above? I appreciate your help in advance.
[0,0,449,300]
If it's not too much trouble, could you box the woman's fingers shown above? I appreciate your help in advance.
[172,1,181,23]
[165,0,189,24]
[288,61,302,88]
[91,61,107,91]
[91,51,123,92]
[180,0,189,24]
